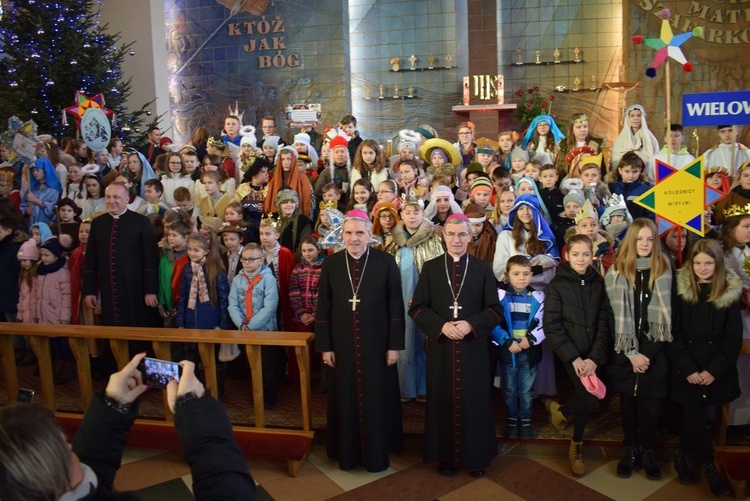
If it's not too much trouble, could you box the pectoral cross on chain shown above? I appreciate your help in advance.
[349,294,361,311]
[449,300,462,319]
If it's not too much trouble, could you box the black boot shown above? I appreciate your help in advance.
[674,449,695,485]
[702,462,731,498]
[617,446,639,478]
[640,448,661,480]
[506,417,518,439]
[519,417,533,439]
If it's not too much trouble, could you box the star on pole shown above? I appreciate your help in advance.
[632,9,702,77]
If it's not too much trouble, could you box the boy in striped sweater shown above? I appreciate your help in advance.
[491,255,546,439]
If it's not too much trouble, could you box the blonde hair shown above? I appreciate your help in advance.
[490,186,514,226]
[613,218,670,289]
[187,233,226,307]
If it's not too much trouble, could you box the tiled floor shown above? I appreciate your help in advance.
[119,435,750,500]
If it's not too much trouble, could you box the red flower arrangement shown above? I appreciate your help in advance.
[514,86,555,128]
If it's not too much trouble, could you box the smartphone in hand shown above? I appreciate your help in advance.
[137,357,182,390]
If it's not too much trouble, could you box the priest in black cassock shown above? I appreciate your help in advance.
[82,182,160,329]
[410,213,503,478]
[315,209,405,473]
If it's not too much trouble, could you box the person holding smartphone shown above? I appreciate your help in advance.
[0,353,256,500]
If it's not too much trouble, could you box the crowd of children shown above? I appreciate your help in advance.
[1,111,748,496]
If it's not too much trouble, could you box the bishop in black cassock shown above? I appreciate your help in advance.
[82,209,160,328]
[409,215,503,475]
[315,217,405,473]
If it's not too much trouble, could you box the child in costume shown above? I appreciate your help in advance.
[703,125,750,180]
[523,115,565,167]
[611,104,660,169]
[561,200,614,274]
[21,158,62,227]
[385,195,444,402]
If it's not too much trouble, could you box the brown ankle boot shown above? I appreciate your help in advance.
[569,440,586,476]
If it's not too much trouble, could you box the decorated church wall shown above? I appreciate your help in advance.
[158,0,749,150]
[624,0,750,152]
[163,0,351,145]
[348,0,467,143]
[497,0,625,147]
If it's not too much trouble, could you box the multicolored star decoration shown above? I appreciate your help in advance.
[632,8,703,78]
[633,156,725,237]
[64,91,114,130]
[2,116,40,165]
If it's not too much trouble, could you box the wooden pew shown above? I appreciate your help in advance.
[0,323,314,477]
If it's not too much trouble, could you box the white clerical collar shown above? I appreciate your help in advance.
[348,249,367,260]
[111,208,128,219]
[448,251,465,262]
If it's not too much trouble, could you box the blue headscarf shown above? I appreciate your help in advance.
[30,222,53,243]
[522,115,565,149]
[128,151,156,199]
[504,193,559,259]
[30,158,62,195]
[514,176,553,224]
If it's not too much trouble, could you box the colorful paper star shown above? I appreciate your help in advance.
[633,156,725,237]
[64,91,113,130]
[633,9,701,77]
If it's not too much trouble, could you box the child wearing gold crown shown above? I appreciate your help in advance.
[719,203,750,437]
[556,113,606,179]
[385,194,444,402]
[600,194,633,251]
[714,161,750,225]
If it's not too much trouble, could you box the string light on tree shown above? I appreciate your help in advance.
[0,0,158,144]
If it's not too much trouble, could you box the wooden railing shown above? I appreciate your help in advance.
[717,337,750,446]
[0,323,315,476]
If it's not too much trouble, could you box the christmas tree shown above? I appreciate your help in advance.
[0,0,157,146]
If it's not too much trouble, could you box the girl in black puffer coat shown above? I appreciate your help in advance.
[544,234,613,477]
[669,239,742,497]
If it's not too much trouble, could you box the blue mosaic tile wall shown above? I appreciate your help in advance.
[165,0,350,144]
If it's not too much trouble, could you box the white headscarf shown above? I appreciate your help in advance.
[424,185,463,220]
[611,104,660,168]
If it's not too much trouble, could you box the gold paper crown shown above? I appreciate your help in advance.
[581,152,603,170]
[400,192,425,210]
[207,137,226,150]
[723,203,750,219]
[260,214,279,228]
[705,166,729,176]
[319,200,337,211]
[575,199,599,224]
[573,114,589,125]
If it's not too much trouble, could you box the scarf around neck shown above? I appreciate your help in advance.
[606,257,672,354]
[37,256,67,275]
[188,260,210,309]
